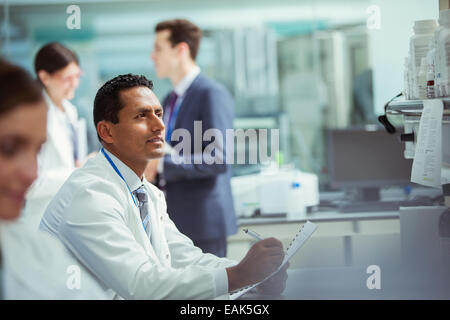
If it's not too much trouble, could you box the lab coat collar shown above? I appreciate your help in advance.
[42,90,72,116]
[173,65,200,98]
[101,148,143,193]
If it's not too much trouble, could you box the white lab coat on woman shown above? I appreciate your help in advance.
[39,150,237,300]
[0,219,110,299]
[22,91,86,229]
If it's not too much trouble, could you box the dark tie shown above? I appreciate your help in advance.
[133,185,151,241]
[165,91,178,143]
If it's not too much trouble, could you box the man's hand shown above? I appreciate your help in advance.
[256,262,289,296]
[226,237,284,292]
[145,158,159,183]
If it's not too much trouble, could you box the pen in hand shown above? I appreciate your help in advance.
[243,228,263,241]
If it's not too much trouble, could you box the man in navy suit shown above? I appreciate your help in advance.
[147,19,237,257]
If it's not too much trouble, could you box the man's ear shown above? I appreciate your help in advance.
[97,120,115,144]
[177,42,190,58]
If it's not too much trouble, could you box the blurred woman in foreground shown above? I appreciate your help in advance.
[0,59,107,299]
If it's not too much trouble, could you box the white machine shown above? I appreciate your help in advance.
[231,167,319,218]
[385,98,450,270]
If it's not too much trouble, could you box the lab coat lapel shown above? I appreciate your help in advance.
[128,202,160,262]
[46,101,72,165]
[97,154,160,263]
[143,182,171,267]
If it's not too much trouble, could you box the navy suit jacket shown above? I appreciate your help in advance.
[162,73,237,242]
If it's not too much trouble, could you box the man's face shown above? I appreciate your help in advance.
[151,30,180,79]
[109,86,165,164]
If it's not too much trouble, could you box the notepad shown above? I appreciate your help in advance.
[230,221,318,300]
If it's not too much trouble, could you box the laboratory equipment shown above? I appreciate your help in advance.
[327,127,413,202]
[230,167,319,218]
[383,96,450,293]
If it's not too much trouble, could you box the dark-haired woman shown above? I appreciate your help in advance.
[0,59,107,299]
[22,42,85,227]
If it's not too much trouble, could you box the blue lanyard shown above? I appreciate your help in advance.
[101,148,138,208]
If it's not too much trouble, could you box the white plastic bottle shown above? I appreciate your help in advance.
[410,20,437,99]
[417,57,428,99]
[438,11,450,97]
[408,55,415,99]
[286,181,306,220]
[426,39,436,99]
[404,57,410,99]
[435,9,450,97]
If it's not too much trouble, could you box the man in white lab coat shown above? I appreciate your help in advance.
[39,74,288,299]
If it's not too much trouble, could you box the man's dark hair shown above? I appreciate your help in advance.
[0,59,44,117]
[155,19,202,61]
[93,73,153,140]
[34,42,79,75]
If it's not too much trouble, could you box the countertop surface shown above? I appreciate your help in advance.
[237,209,400,226]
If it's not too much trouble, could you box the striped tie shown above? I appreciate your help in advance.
[133,185,151,241]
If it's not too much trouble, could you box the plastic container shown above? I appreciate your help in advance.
[437,10,450,97]
[410,19,437,99]
[404,57,411,99]
[408,55,415,99]
[417,57,428,99]
[426,39,436,99]
[286,181,306,220]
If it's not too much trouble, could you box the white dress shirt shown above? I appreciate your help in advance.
[40,149,236,299]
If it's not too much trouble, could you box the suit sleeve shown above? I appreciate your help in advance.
[162,85,234,181]
[57,183,221,300]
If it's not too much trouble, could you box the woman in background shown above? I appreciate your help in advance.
[22,42,86,227]
[0,59,107,299]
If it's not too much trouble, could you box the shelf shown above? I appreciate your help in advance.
[386,98,450,116]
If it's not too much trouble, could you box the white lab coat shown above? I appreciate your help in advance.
[0,219,110,299]
[21,92,84,229]
[39,151,237,300]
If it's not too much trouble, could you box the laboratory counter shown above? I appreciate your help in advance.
[227,208,402,268]
[237,209,399,226]
[239,264,450,300]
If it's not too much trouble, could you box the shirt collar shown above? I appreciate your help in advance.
[173,65,200,97]
[102,148,143,193]
[43,90,72,115]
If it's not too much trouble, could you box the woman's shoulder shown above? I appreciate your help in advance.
[0,220,110,299]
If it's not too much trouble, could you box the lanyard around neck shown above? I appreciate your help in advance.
[101,148,138,208]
